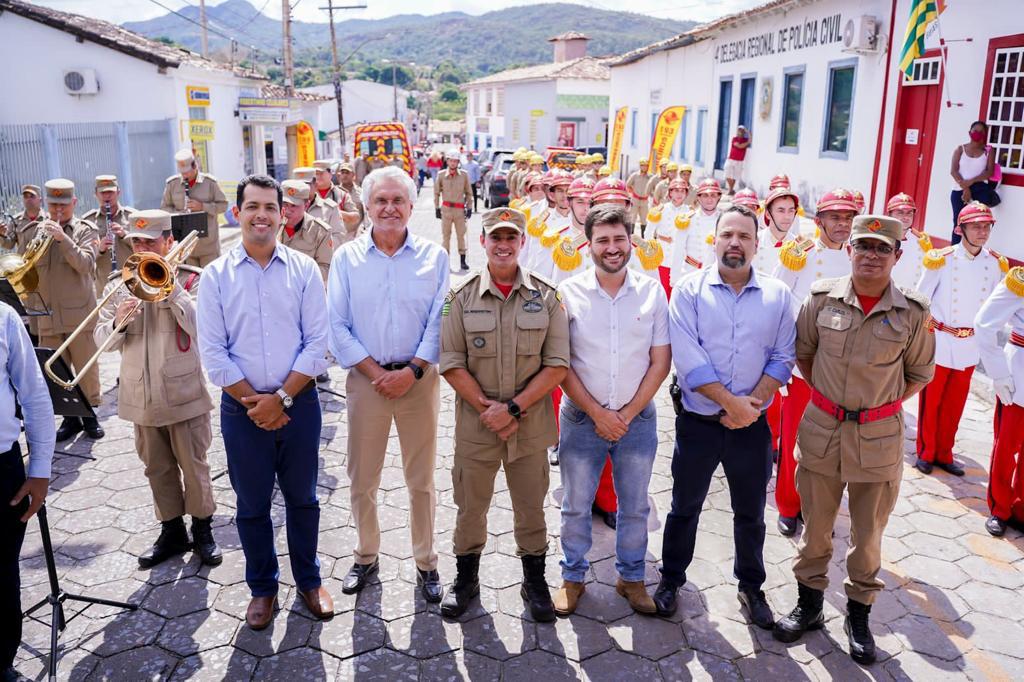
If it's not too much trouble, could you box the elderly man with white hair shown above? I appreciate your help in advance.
[326,166,451,602]
[433,149,474,271]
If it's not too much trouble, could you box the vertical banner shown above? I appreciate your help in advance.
[608,107,628,172]
[295,121,316,168]
[649,106,686,168]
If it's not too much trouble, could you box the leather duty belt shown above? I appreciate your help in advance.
[442,201,466,209]
[810,388,902,425]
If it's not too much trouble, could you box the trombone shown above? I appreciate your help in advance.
[44,231,200,389]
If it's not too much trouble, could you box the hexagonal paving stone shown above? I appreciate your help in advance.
[233,609,314,657]
[385,612,461,658]
[955,580,1024,620]
[893,554,970,590]
[955,555,1024,590]
[462,612,538,661]
[156,608,240,656]
[579,648,661,682]
[254,645,341,681]
[570,582,634,624]
[169,644,259,681]
[681,615,757,660]
[607,613,686,660]
[420,650,502,681]
[888,614,967,662]
[70,551,140,587]
[502,649,581,681]
[312,608,386,659]
[85,646,176,681]
[335,647,420,680]
[536,613,614,662]
[658,649,742,681]
[144,576,219,618]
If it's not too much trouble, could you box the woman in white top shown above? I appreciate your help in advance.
[950,120,998,244]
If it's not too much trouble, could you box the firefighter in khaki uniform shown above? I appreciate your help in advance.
[313,160,362,245]
[0,185,47,339]
[279,180,333,282]
[625,158,655,237]
[161,149,229,267]
[82,175,135,296]
[36,179,104,441]
[773,215,935,666]
[94,209,221,569]
[439,207,569,622]
[434,150,474,271]
[293,167,344,248]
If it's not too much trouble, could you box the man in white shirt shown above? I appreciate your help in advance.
[553,204,671,617]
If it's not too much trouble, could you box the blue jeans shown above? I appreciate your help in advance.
[558,398,658,582]
[221,389,322,597]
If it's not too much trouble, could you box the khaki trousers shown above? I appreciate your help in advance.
[793,465,901,604]
[452,447,550,557]
[346,365,440,570]
[39,332,101,406]
[134,414,216,521]
[440,206,467,255]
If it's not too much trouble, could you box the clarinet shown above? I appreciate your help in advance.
[182,174,191,213]
[104,201,117,271]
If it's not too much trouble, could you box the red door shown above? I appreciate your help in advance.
[886,54,943,229]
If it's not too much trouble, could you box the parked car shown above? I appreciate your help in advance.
[482,153,516,208]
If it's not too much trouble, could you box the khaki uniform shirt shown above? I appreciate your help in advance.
[795,276,935,483]
[280,214,332,282]
[82,205,136,284]
[95,265,213,427]
[652,178,672,205]
[340,182,366,227]
[1,210,47,252]
[354,157,369,184]
[626,172,655,201]
[440,267,570,461]
[506,168,522,199]
[434,169,473,210]
[307,195,346,246]
[160,172,228,259]
[33,218,99,335]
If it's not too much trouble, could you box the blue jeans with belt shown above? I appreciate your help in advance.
[221,389,322,597]
[558,398,658,583]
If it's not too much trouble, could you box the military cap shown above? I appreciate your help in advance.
[125,209,172,240]
[44,178,75,204]
[597,165,611,177]
[528,153,544,165]
[850,214,901,247]
[678,164,693,173]
[174,148,195,166]
[817,188,858,214]
[639,157,650,166]
[482,207,526,235]
[445,150,460,161]
[291,167,316,181]
[95,174,118,190]
[337,161,354,173]
[281,179,311,205]
[591,152,604,163]
[665,162,679,172]
[21,184,40,197]
[312,160,334,171]
[695,177,722,196]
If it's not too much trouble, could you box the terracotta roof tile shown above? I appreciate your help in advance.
[466,57,610,86]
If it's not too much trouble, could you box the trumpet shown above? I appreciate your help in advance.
[44,231,200,389]
[0,220,54,298]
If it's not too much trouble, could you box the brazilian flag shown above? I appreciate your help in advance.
[899,0,939,79]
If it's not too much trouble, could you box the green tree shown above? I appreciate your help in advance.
[439,87,461,102]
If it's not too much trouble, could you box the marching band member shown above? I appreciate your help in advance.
[82,175,134,296]
[648,178,695,297]
[886,192,933,292]
[753,179,800,275]
[517,171,553,268]
[0,185,47,339]
[161,149,228,267]
[94,209,220,569]
[534,177,595,284]
[279,180,333,282]
[772,189,858,536]
[914,201,1005,476]
[626,158,655,237]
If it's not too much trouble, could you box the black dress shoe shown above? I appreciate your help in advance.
[191,516,223,566]
[139,517,191,569]
[738,588,774,629]
[914,458,933,475]
[592,503,616,529]
[55,417,82,442]
[935,460,965,476]
[417,568,443,603]
[777,515,799,537]
[341,560,379,594]
[986,515,1007,537]
[653,577,679,617]
[82,416,105,439]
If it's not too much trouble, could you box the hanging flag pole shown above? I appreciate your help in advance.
[898,0,939,79]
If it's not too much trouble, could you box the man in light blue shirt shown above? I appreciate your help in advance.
[0,302,55,680]
[464,152,482,212]
[654,205,796,630]
[197,174,332,630]
[327,166,449,602]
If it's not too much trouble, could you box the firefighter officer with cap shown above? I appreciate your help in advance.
[626,158,655,237]
[279,180,333,282]
[82,174,134,296]
[161,148,228,267]
[434,150,474,271]
[773,214,935,666]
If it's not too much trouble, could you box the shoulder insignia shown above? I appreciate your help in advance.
[165,174,179,184]
[988,249,1011,274]
[201,173,219,183]
[320,196,338,209]
[442,289,455,317]
[530,272,557,290]
[1005,266,1024,298]
[922,246,954,270]
[310,216,332,233]
[78,218,99,231]
[900,287,930,309]
[82,208,99,219]
[809,277,842,295]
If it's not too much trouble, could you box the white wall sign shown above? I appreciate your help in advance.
[905,129,919,145]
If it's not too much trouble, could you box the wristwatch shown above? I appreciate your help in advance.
[407,363,425,380]
[506,400,522,421]
[275,388,294,409]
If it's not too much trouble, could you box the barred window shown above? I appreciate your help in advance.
[984,42,1024,182]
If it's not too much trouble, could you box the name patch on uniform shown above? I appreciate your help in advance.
[472,337,486,349]
[522,300,543,313]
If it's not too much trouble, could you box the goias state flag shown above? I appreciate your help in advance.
[649,106,686,169]
[899,0,940,79]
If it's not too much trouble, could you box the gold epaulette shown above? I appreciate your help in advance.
[704,233,714,246]
[1005,266,1024,297]
[779,236,815,271]
[632,238,664,270]
[509,198,525,210]
[552,233,586,272]
[923,246,955,270]
[989,249,1011,274]
[913,229,933,253]
[527,209,550,238]
[673,211,692,230]
[647,208,663,223]
[797,206,806,217]
[539,226,565,249]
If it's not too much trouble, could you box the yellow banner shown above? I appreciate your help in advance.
[649,106,686,168]
[608,107,627,172]
[295,121,316,168]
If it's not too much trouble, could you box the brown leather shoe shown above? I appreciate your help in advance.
[552,580,586,616]
[245,596,278,630]
[299,586,334,620]
[616,578,656,615]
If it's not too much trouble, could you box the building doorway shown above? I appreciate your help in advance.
[715,79,733,171]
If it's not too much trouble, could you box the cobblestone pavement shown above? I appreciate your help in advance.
[14,185,1024,680]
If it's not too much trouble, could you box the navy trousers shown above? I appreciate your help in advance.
[661,412,773,592]
[222,390,322,597]
[2,443,26,670]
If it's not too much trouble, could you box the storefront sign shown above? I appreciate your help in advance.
[715,13,844,63]
[237,96,298,124]
[608,107,628,172]
[530,109,545,118]
[187,119,215,141]
[186,85,210,107]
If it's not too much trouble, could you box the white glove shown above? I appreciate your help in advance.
[995,377,1015,405]
[779,384,789,398]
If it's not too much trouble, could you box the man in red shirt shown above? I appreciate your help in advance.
[724,125,750,195]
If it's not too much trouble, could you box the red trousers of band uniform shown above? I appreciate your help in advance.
[989,400,1024,522]
[552,386,618,513]
[917,364,975,464]
[658,266,672,300]
[766,391,782,451]
[776,376,810,519]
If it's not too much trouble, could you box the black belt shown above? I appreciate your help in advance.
[682,410,723,424]
[380,362,410,371]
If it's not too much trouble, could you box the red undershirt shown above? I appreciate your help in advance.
[317,187,330,199]
[285,225,297,239]
[494,282,514,299]
[857,294,882,315]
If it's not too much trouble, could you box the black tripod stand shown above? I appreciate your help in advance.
[22,505,137,681]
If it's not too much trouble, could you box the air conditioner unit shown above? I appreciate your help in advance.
[843,16,879,53]
[63,69,99,95]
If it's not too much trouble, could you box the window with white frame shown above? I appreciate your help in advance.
[985,43,1024,181]
[496,88,505,116]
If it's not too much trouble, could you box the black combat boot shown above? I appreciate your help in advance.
[772,582,825,643]
[138,516,191,569]
[460,254,469,271]
[520,554,556,622]
[845,599,876,665]
[440,553,480,618]
[191,516,223,566]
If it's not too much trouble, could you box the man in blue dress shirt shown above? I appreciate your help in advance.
[197,175,332,630]
[327,166,450,602]
[464,152,482,212]
[653,205,796,629]
[0,302,56,681]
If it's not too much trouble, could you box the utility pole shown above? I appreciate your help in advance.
[392,63,398,120]
[199,0,209,57]
[320,3,367,155]
[281,0,294,95]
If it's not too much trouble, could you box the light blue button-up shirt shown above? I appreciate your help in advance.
[0,303,55,478]
[464,160,482,185]
[197,242,329,393]
[670,266,796,416]
[327,229,449,368]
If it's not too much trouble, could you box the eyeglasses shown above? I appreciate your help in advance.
[852,241,895,256]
